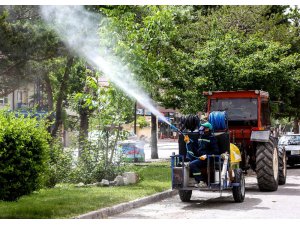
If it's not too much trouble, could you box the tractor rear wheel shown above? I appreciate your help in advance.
[232,168,245,203]
[179,190,192,202]
[256,139,279,191]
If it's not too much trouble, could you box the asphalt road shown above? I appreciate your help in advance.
[109,165,300,219]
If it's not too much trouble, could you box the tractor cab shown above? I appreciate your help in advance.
[203,90,272,169]
[204,90,271,136]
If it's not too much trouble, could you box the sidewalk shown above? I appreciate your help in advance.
[75,189,178,219]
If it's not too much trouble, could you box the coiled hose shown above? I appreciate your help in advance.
[180,115,200,131]
[208,111,228,131]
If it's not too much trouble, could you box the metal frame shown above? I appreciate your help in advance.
[171,154,241,192]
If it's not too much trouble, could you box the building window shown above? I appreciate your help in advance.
[0,97,8,106]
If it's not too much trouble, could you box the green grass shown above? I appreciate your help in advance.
[0,161,171,219]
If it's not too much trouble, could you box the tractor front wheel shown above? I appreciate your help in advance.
[278,146,287,185]
[179,190,192,202]
[270,136,287,185]
[256,139,279,191]
[256,140,279,191]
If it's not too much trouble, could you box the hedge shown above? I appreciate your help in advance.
[0,111,50,201]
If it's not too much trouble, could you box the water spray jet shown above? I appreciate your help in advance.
[40,5,174,128]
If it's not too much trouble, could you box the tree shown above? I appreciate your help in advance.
[175,6,300,117]
[0,5,80,139]
[99,6,190,158]
[68,62,99,157]
[50,56,74,137]
[0,6,63,97]
[89,84,135,166]
[96,5,300,136]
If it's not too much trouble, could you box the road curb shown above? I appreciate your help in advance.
[75,189,178,219]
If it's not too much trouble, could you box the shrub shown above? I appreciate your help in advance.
[94,161,126,181]
[137,116,149,129]
[45,138,74,188]
[69,131,126,184]
[0,111,50,201]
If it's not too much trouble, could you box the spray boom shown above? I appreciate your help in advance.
[169,124,183,135]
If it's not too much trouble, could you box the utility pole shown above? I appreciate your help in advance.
[151,112,158,159]
[134,101,137,134]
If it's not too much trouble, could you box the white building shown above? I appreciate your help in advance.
[0,83,36,110]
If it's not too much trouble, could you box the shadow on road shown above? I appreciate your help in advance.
[182,195,264,211]
[181,166,300,212]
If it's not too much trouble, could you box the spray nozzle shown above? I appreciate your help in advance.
[170,124,183,135]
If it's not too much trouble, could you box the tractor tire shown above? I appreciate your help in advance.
[256,139,279,192]
[278,146,287,185]
[179,190,192,202]
[232,168,245,203]
[269,136,287,185]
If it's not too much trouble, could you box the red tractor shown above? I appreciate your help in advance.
[204,90,287,191]
[178,90,286,192]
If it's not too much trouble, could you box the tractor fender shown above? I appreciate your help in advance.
[250,130,270,142]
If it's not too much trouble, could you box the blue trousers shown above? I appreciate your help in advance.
[189,159,207,183]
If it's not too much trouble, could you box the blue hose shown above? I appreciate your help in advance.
[208,111,228,131]
[170,124,183,135]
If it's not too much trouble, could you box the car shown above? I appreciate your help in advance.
[117,140,145,162]
[279,133,300,166]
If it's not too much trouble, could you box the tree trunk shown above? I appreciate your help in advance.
[110,124,121,163]
[43,73,54,111]
[51,56,74,137]
[293,117,299,134]
[134,101,137,134]
[151,113,158,159]
[78,108,89,158]
[44,73,54,134]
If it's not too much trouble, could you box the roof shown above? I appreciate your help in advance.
[203,90,269,98]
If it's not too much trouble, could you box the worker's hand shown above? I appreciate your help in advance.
[184,135,190,143]
[221,152,228,159]
[199,155,207,160]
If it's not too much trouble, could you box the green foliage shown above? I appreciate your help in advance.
[45,138,74,188]
[190,30,300,115]
[90,85,135,127]
[137,116,149,129]
[0,162,171,218]
[68,140,100,184]
[98,6,300,116]
[69,130,128,184]
[0,110,50,201]
[0,6,63,95]
[69,68,99,113]
[99,6,189,110]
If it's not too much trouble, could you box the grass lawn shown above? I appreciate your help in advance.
[0,161,171,219]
